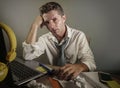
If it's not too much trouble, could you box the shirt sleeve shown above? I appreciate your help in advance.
[22,37,45,60]
[78,32,96,71]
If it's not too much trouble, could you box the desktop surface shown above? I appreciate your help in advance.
[0,57,120,88]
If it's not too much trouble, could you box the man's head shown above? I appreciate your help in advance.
[39,2,64,16]
[39,2,66,41]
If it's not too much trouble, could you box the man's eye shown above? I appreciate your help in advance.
[45,21,49,24]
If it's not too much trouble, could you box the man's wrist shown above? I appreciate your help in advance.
[32,23,39,30]
[79,63,89,72]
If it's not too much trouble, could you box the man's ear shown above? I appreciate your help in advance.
[62,15,66,23]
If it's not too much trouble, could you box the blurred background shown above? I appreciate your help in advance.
[0,0,120,74]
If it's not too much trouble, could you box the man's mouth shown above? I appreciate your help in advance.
[53,29,58,33]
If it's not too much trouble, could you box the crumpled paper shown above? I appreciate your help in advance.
[73,75,87,88]
[53,74,88,88]
[27,75,88,88]
[27,80,49,88]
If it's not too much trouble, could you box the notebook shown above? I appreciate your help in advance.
[10,59,45,86]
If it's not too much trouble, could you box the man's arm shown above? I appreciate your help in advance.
[25,16,43,44]
[58,63,89,80]
[22,16,45,60]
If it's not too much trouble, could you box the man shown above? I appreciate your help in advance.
[23,2,96,80]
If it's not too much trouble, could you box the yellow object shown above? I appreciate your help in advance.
[107,81,120,88]
[36,66,47,73]
[0,22,17,62]
[0,22,17,81]
[0,62,8,82]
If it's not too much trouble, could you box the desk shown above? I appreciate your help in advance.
[112,75,120,84]
[1,57,62,88]
[36,75,62,88]
[39,72,120,88]
[0,57,120,88]
[22,72,120,88]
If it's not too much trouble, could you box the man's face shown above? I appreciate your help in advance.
[42,10,66,39]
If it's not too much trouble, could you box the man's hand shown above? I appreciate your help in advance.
[26,16,43,44]
[57,63,89,81]
[32,15,43,28]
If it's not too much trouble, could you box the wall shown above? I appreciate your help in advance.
[0,0,120,73]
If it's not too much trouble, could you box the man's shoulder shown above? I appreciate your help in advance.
[70,27,85,35]
[67,25,84,33]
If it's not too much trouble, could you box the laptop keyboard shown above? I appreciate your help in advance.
[10,60,43,85]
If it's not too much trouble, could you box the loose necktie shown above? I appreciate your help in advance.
[56,38,68,66]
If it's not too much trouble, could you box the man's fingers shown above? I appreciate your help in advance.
[59,64,75,80]
[33,16,43,27]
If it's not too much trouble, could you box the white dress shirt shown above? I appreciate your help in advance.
[22,25,96,71]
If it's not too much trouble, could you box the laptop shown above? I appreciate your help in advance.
[9,57,47,86]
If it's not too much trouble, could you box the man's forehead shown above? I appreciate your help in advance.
[42,10,61,21]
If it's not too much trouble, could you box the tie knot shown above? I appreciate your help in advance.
[55,37,69,48]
